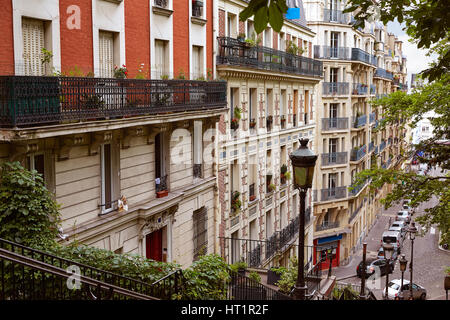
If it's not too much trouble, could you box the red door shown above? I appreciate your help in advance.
[146,229,163,261]
[314,240,340,271]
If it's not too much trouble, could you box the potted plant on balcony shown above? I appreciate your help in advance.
[249,118,256,129]
[266,115,273,127]
[230,260,248,276]
[249,194,256,202]
[237,33,246,42]
[231,106,242,130]
[280,164,287,185]
[267,267,283,286]
[231,191,242,213]
[114,65,128,79]
[268,183,276,192]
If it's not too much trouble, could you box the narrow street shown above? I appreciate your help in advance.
[331,166,450,300]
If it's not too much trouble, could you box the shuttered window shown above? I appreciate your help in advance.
[192,46,203,79]
[22,18,45,76]
[99,31,114,78]
[193,207,208,261]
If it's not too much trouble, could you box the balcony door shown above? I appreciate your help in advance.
[329,103,338,128]
[330,32,339,58]
[328,173,337,197]
[330,68,338,93]
[328,138,338,163]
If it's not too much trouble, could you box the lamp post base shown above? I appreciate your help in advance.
[292,285,308,300]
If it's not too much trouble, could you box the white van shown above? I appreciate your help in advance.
[381,230,402,253]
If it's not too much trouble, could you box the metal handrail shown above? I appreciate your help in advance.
[0,247,157,300]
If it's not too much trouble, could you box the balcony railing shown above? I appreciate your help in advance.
[352,83,368,95]
[315,221,340,232]
[376,93,388,99]
[322,82,349,95]
[370,84,376,95]
[322,117,349,131]
[352,114,367,128]
[368,141,374,153]
[314,186,347,202]
[228,271,292,300]
[369,112,376,123]
[314,46,351,60]
[348,179,368,197]
[379,140,386,152]
[217,37,323,78]
[0,76,227,128]
[350,145,367,161]
[374,68,393,80]
[323,9,352,24]
[0,238,183,300]
[321,152,348,166]
[351,48,377,66]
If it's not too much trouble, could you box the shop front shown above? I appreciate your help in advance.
[313,234,342,271]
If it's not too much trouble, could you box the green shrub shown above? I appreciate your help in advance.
[248,271,261,284]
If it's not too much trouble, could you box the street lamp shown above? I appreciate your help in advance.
[383,242,394,300]
[408,220,418,300]
[289,138,318,300]
[398,254,408,300]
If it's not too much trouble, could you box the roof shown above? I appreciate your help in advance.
[283,0,311,31]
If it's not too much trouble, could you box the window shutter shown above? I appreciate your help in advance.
[193,207,208,261]
[99,31,114,78]
[22,18,45,76]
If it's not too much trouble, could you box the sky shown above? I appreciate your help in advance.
[386,20,437,87]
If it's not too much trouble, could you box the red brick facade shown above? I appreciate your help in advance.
[0,1,14,75]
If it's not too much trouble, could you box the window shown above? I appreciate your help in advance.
[192,45,203,79]
[330,32,339,57]
[248,155,257,200]
[154,39,169,79]
[155,133,168,193]
[330,68,338,83]
[266,210,273,238]
[249,88,257,127]
[22,18,45,76]
[192,0,203,17]
[247,21,255,39]
[227,13,236,38]
[249,219,258,240]
[280,90,286,129]
[193,207,208,261]
[26,153,45,177]
[101,143,113,213]
[99,31,114,78]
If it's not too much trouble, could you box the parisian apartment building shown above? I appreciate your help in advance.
[0,0,408,271]
[0,0,226,268]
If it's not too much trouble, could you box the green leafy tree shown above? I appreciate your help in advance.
[355,75,450,246]
[0,161,61,247]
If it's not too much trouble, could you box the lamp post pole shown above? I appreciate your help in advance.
[398,254,407,300]
[293,189,307,300]
[408,221,417,300]
[360,242,367,300]
[383,243,393,300]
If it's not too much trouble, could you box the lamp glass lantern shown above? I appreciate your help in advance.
[409,221,417,240]
[399,254,408,272]
[289,139,318,190]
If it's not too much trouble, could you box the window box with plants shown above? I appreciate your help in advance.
[231,191,242,214]
[266,115,273,130]
[280,164,291,186]
[230,106,242,130]
[249,118,257,129]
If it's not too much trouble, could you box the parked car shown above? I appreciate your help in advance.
[381,230,402,253]
[382,279,427,300]
[396,210,411,224]
[377,246,399,260]
[356,258,395,278]
[389,223,407,239]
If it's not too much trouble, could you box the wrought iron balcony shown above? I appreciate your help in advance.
[322,82,349,95]
[315,221,340,232]
[321,152,348,166]
[0,76,227,128]
[351,48,377,66]
[321,117,349,131]
[348,179,368,197]
[350,145,367,161]
[369,112,376,123]
[314,186,347,202]
[323,9,352,24]
[368,141,374,153]
[379,140,386,152]
[374,68,393,80]
[217,37,323,78]
[352,83,368,95]
[352,114,367,128]
[376,93,388,99]
[374,145,379,155]
[314,45,351,60]
[370,84,376,95]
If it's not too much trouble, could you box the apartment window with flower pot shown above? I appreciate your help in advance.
[280,90,286,129]
[193,206,208,261]
[99,31,119,78]
[155,133,169,198]
[249,88,257,130]
[230,87,240,130]
[227,13,237,38]
[22,17,51,76]
[266,89,273,132]
[100,143,120,214]
[248,155,257,202]
[192,45,204,79]
[154,39,169,79]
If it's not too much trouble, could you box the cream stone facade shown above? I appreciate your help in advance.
[215,0,323,270]
[303,0,408,267]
